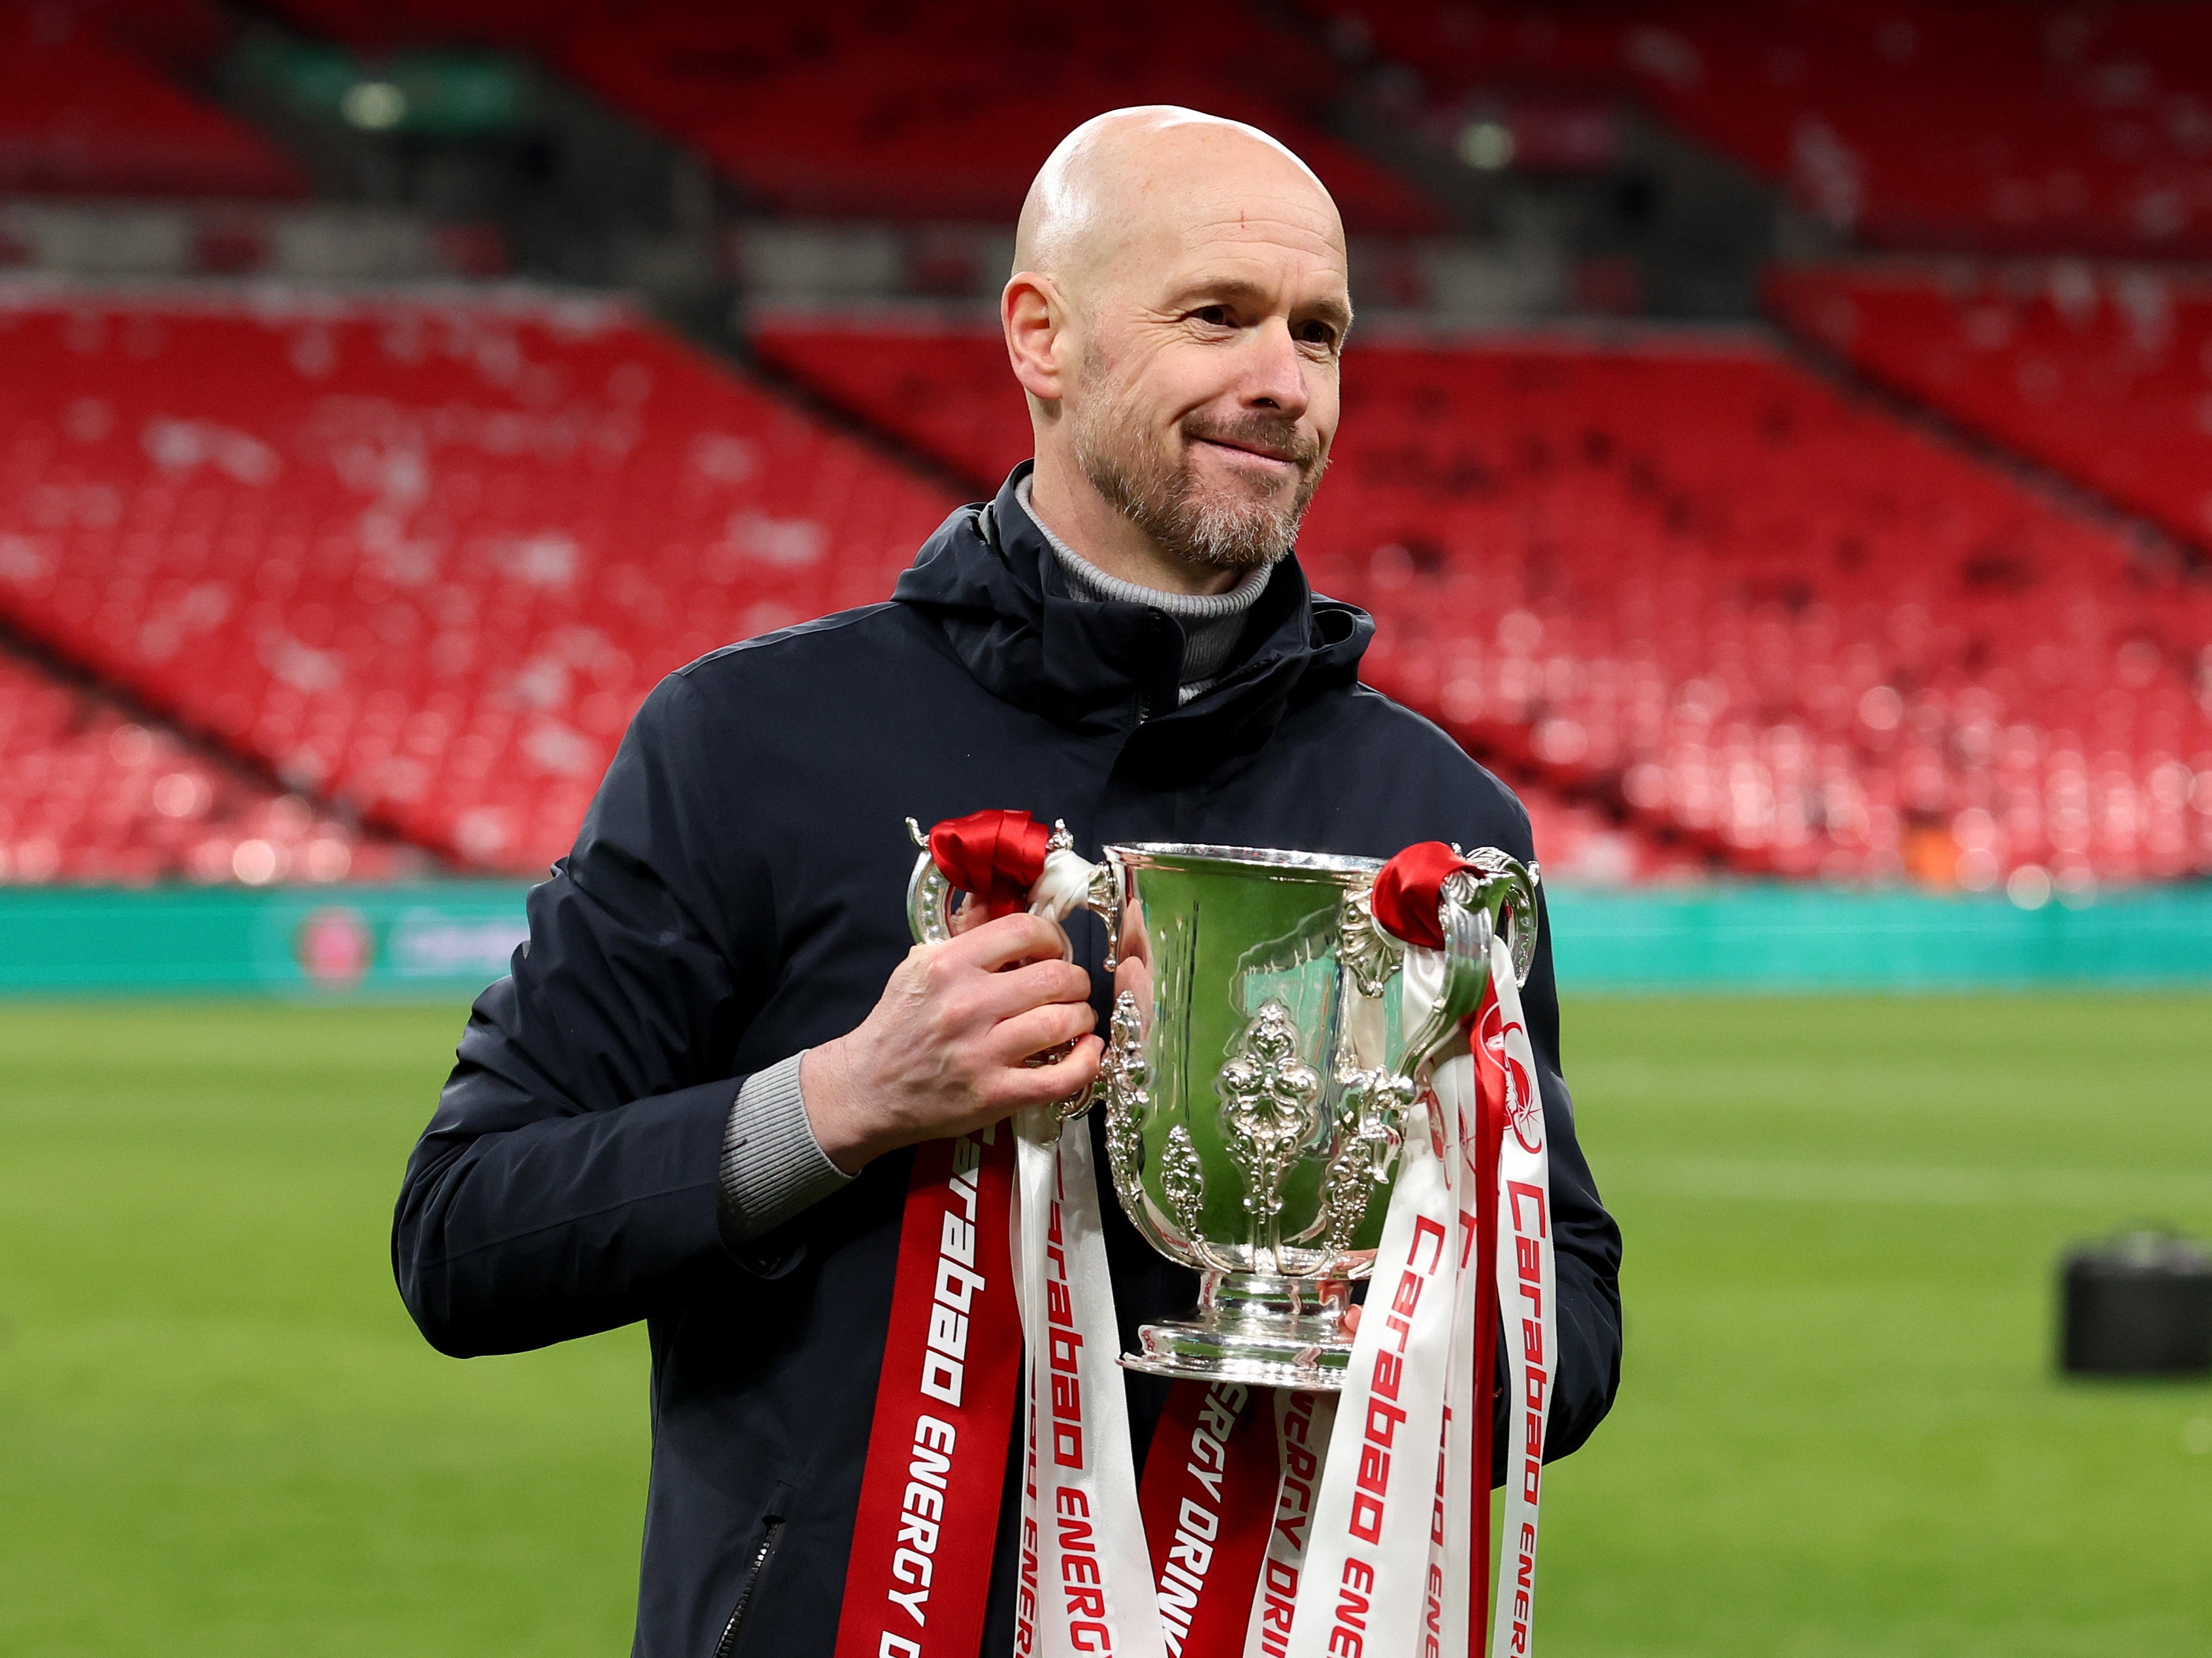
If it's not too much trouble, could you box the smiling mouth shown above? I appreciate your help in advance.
[1194,435,1300,468]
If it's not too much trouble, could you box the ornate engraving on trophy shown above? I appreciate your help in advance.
[1158,1124,1209,1241]
[1216,999,1325,1265]
[1101,990,1150,1203]
[1318,1065,1414,1255]
[1337,886,1403,1000]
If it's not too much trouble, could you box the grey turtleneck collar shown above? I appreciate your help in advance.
[1015,475,1274,704]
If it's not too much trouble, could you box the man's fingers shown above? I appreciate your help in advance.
[998,1033,1104,1107]
[988,1000,1101,1067]
[943,910,1071,971]
[973,956,1094,1018]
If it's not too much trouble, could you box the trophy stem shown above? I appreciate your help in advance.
[1121,1271,1357,1391]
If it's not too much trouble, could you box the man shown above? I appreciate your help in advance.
[395,107,1621,1657]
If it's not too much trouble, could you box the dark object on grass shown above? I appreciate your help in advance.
[2059,1228,2212,1376]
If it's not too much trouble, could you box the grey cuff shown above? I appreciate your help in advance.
[717,1051,854,1243]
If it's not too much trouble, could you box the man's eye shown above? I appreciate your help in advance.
[1299,323,1340,349]
[1191,305,1232,327]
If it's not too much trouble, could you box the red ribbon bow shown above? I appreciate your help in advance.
[1368,840,1476,949]
[928,809,1054,921]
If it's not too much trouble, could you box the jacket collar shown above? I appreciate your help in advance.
[891,463,1373,755]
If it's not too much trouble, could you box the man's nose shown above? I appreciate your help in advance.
[1237,319,1311,420]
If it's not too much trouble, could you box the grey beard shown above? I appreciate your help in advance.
[1072,401,1326,572]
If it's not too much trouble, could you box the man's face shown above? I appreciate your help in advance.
[1064,187,1349,572]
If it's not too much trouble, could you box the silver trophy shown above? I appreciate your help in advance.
[908,828,1538,1391]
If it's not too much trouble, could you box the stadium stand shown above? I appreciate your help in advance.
[256,0,1440,232]
[0,638,394,884]
[0,285,953,875]
[0,0,308,199]
[1310,1,2212,256]
[6,2,2207,894]
[753,316,2212,887]
[1768,261,2212,555]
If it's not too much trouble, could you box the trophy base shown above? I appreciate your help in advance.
[1119,1271,1357,1392]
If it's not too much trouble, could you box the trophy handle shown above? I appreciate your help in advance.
[1460,846,1541,988]
[905,817,1121,1120]
[1393,853,1540,1078]
[1397,885,1493,1079]
[905,820,963,947]
[904,817,1121,960]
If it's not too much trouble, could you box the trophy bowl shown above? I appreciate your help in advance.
[1095,842,1537,1391]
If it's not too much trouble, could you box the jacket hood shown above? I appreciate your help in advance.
[891,463,1373,756]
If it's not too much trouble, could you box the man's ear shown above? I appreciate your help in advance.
[1003,271,1069,406]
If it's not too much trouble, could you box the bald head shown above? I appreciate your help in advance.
[1003,108,1352,595]
[1013,106,1345,295]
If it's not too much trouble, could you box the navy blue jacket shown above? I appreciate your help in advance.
[394,465,1622,1658]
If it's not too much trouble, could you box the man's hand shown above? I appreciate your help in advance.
[800,912,1103,1173]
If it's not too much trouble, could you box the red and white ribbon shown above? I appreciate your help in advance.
[1476,948,1553,1658]
[832,1125,1022,1658]
[1137,1380,1277,1656]
[1011,1107,1169,1657]
[1241,1390,1335,1658]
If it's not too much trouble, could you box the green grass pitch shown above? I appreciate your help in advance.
[1,993,2207,1656]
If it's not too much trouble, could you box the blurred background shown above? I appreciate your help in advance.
[0,1,2206,1653]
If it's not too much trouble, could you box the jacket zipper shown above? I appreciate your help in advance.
[711,1517,784,1658]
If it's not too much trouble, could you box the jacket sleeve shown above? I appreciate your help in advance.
[393,672,772,1357]
[1495,851,1623,1479]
